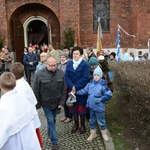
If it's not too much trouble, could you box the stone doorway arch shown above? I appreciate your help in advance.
[23,16,52,47]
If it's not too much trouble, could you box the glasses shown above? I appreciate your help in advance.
[47,63,57,67]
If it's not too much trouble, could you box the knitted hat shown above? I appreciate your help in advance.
[98,55,105,60]
[93,66,103,78]
[89,57,98,66]
[60,52,68,58]
[110,52,116,58]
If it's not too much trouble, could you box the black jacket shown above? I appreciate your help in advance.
[33,67,66,109]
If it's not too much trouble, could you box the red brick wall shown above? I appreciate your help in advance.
[79,0,94,48]
[0,0,8,45]
[135,0,150,48]
[0,0,150,51]
[59,0,80,48]
[79,0,150,49]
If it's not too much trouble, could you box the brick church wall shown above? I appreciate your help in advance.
[0,0,8,45]
[134,0,150,48]
[0,0,149,50]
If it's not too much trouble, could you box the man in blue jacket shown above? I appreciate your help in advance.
[23,47,38,85]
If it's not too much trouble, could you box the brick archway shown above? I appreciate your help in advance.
[23,16,52,47]
[9,3,60,50]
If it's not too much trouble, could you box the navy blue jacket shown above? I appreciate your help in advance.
[23,53,38,71]
[65,59,90,106]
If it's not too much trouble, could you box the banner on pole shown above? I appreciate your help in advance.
[96,17,103,56]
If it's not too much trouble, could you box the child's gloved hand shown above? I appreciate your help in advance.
[94,98,102,104]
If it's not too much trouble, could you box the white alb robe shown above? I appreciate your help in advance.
[15,77,41,129]
[0,89,41,150]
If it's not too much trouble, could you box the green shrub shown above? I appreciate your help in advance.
[109,61,150,146]
[64,27,74,49]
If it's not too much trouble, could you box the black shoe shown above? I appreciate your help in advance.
[56,108,61,114]
[79,126,86,134]
[71,124,79,133]
[52,144,59,150]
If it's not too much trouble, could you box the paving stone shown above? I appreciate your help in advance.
[38,108,106,150]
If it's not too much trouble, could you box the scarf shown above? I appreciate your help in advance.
[73,57,83,70]
[61,60,68,65]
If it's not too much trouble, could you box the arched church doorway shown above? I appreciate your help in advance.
[27,20,48,46]
[9,3,60,62]
[23,16,52,48]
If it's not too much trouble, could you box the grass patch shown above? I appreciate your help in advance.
[106,93,130,150]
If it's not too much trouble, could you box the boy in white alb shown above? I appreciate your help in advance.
[10,62,42,148]
[0,72,41,150]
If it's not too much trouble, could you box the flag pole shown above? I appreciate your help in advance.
[96,17,103,57]
[116,24,136,61]
[74,23,81,47]
[116,25,121,62]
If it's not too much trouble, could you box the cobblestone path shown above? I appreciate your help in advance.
[38,108,105,150]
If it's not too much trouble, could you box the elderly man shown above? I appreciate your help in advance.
[47,44,60,64]
[33,57,66,150]
[3,48,13,72]
[23,47,38,85]
[86,47,96,61]
[35,52,48,73]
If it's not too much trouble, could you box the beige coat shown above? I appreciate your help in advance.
[47,49,61,64]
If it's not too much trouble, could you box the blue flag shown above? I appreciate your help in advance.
[98,17,103,38]
[116,28,121,62]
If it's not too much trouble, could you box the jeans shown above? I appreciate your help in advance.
[89,109,107,130]
[43,107,58,145]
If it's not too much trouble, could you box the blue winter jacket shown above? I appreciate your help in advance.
[76,79,112,113]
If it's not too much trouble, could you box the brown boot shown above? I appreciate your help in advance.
[71,113,79,133]
[79,115,86,134]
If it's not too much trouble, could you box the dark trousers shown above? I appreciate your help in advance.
[26,70,35,85]
[24,68,28,79]
[64,103,72,118]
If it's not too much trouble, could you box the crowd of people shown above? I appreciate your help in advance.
[0,46,12,73]
[122,48,149,61]
[1,43,149,150]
